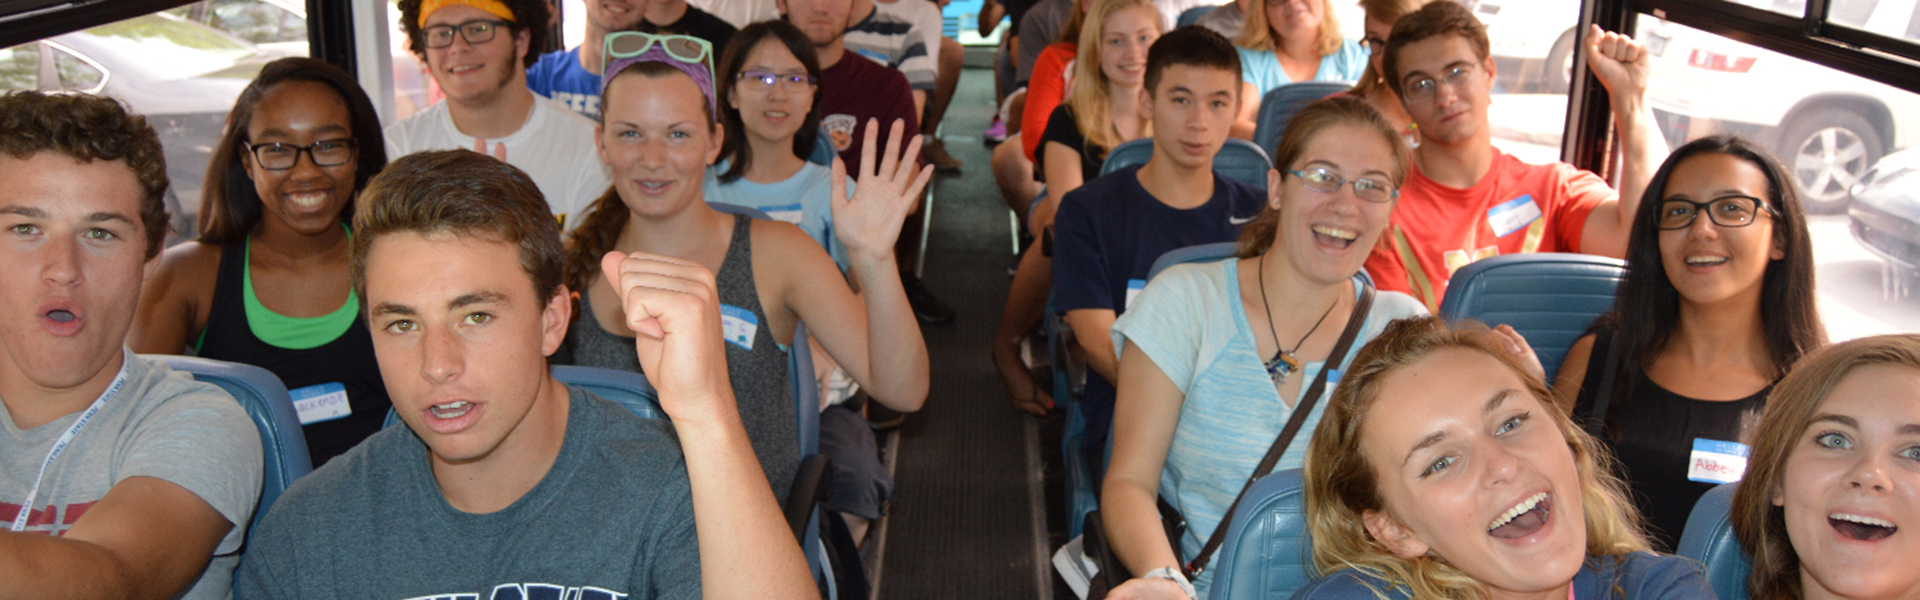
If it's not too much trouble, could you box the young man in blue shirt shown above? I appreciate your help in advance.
[1052,26,1264,469]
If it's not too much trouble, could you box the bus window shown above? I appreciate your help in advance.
[5,10,277,243]
[1467,0,1584,164]
[50,45,105,92]
[1763,0,1885,27]
[1638,10,1920,339]
[0,44,38,92]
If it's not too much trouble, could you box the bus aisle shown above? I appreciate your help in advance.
[870,60,1066,599]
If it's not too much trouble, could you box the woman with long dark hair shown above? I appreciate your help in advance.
[132,57,391,465]
[1553,134,1827,551]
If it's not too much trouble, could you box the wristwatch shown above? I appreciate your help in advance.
[1142,566,1197,600]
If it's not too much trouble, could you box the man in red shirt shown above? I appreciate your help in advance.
[1365,1,1667,311]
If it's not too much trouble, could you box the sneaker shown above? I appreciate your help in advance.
[921,138,963,172]
[901,274,957,324]
[983,118,1007,145]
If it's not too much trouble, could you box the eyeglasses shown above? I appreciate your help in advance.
[1360,36,1386,55]
[421,19,510,49]
[737,71,817,91]
[1403,64,1478,102]
[245,139,357,170]
[606,31,712,68]
[1656,195,1775,230]
[1284,168,1398,203]
[602,32,715,110]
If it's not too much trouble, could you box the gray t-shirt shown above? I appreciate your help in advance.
[234,386,702,600]
[1,351,262,600]
[1017,0,1073,84]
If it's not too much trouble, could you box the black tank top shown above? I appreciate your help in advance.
[198,241,392,466]
[1573,329,1770,552]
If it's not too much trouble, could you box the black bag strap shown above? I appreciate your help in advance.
[1184,283,1375,577]
[1583,330,1624,439]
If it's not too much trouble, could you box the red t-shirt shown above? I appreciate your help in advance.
[819,52,919,174]
[1022,42,1077,162]
[1364,148,1614,312]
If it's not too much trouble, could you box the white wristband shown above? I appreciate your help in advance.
[1143,566,1197,600]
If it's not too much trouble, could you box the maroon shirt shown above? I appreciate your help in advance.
[818,50,919,174]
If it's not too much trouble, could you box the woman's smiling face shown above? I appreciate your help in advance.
[1360,347,1588,597]
[244,79,358,236]
[728,38,814,146]
[1656,151,1783,310]
[1775,364,1920,600]
[1270,122,1397,285]
[597,69,722,218]
[1098,6,1158,88]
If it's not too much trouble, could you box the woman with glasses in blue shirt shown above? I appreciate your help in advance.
[1100,97,1429,600]
[705,21,849,270]
[1552,134,1827,552]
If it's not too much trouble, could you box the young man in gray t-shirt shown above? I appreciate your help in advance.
[235,150,816,599]
[0,91,263,600]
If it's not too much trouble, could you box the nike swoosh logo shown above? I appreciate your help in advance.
[1229,215,1257,225]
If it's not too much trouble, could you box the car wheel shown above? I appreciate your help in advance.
[1544,29,1576,95]
[1778,107,1883,214]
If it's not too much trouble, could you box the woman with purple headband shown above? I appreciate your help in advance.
[554,33,933,519]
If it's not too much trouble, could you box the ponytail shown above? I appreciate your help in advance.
[562,187,630,301]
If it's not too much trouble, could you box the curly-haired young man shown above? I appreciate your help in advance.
[387,0,608,232]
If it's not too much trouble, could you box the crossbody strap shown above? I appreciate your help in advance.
[1584,330,1624,439]
[1184,283,1376,577]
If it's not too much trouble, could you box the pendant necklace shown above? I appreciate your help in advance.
[1258,254,1339,389]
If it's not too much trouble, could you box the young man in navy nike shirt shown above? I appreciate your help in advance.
[1051,26,1263,472]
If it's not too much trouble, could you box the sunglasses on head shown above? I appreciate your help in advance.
[604,32,712,69]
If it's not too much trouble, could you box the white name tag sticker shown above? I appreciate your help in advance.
[1688,438,1751,484]
[720,304,759,351]
[1487,194,1544,238]
[762,203,804,225]
[1124,279,1147,311]
[290,382,351,425]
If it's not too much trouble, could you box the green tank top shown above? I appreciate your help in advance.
[194,235,358,351]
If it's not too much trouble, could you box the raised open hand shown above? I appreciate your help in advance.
[830,118,935,264]
[599,250,735,424]
[1584,24,1650,99]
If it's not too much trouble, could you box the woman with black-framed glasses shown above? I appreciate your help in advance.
[1552,134,1828,552]
[132,57,392,467]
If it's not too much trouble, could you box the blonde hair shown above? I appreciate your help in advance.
[1067,0,1161,161]
[1303,316,1652,599]
[1733,334,1920,600]
[1350,0,1434,96]
[1235,0,1343,56]
[1234,96,1406,259]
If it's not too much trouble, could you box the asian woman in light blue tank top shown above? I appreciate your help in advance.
[556,36,933,498]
